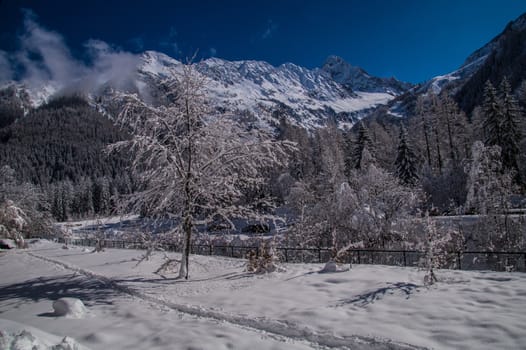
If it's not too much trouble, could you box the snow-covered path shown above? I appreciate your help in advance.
[2,241,526,349]
[20,248,416,350]
[0,249,323,350]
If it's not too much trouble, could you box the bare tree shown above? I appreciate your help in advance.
[109,62,294,279]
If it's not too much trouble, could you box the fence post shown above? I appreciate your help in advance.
[318,249,322,263]
[209,245,213,255]
[230,246,234,257]
[457,252,462,270]
[284,248,288,263]
[357,250,361,264]
[403,250,407,267]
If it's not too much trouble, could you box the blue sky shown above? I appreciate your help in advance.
[0,0,525,83]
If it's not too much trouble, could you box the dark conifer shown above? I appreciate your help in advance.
[353,122,374,170]
[395,125,419,185]
[482,80,503,147]
[499,77,521,176]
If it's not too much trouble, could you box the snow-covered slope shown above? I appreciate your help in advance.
[385,12,526,118]
[321,55,412,95]
[420,11,526,96]
[418,42,497,96]
[2,241,526,350]
[138,51,401,129]
[1,50,410,130]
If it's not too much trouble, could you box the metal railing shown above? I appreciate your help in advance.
[60,238,526,272]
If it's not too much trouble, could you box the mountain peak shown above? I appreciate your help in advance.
[321,55,412,95]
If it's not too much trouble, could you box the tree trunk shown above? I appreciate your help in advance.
[421,114,432,167]
[444,112,456,161]
[433,125,443,174]
[178,215,192,279]
[178,95,193,280]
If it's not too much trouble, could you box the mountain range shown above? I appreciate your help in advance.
[1,12,526,131]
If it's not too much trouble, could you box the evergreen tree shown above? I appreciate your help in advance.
[482,80,503,147]
[395,125,419,185]
[416,95,432,168]
[92,177,111,215]
[353,122,374,170]
[499,77,522,177]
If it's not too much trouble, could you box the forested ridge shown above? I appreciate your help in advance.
[0,96,135,221]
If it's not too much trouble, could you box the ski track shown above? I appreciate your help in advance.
[21,249,426,350]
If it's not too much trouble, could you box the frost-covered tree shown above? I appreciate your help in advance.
[109,63,294,279]
[419,212,463,285]
[395,125,419,185]
[0,165,52,242]
[464,141,521,252]
[287,162,420,252]
[318,122,347,188]
[349,164,420,248]
[465,141,512,215]
[0,200,29,248]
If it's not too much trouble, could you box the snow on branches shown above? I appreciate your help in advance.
[108,62,294,279]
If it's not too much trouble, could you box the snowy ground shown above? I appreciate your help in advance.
[1,241,525,349]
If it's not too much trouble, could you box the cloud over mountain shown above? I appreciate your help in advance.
[3,10,141,96]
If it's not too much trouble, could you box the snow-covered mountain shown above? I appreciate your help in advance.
[1,51,412,130]
[321,55,412,95]
[386,11,526,118]
[137,51,409,129]
[5,10,525,130]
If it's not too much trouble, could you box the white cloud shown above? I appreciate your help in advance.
[3,11,141,95]
[18,12,86,88]
[0,51,13,83]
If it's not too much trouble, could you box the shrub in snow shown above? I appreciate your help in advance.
[419,212,463,285]
[52,298,87,319]
[57,226,73,247]
[246,240,279,274]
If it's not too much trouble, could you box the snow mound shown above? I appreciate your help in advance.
[52,298,87,319]
[0,319,90,350]
[319,261,350,273]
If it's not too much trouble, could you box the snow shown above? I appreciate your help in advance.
[1,241,526,349]
[52,298,88,319]
[319,261,350,273]
[0,319,90,350]
[137,52,398,130]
